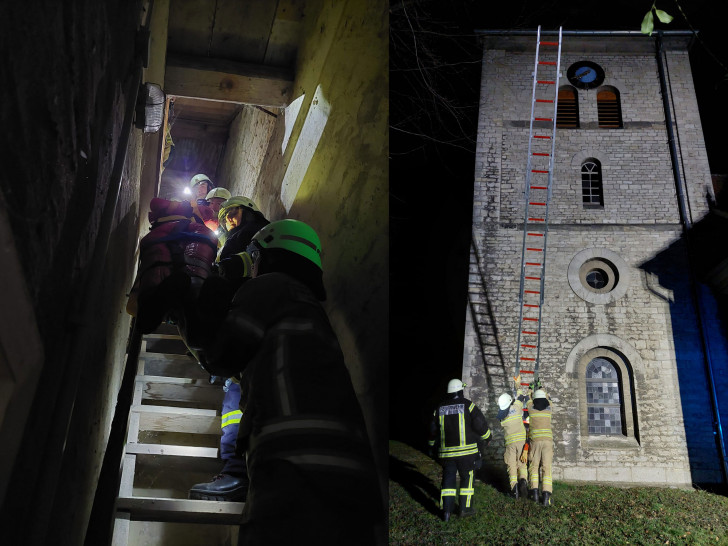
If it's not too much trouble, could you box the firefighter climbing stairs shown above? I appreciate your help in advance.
[112,323,243,545]
[514,26,562,391]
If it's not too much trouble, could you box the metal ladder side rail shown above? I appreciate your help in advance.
[514,26,562,390]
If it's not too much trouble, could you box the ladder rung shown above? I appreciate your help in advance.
[532,152,549,156]
[538,61,557,65]
[524,291,540,295]
[527,232,544,236]
[525,277,540,281]
[529,202,546,206]
[537,80,555,84]
[534,118,552,122]
[520,357,536,361]
[531,170,549,173]
[521,344,537,348]
[523,317,539,321]
[540,41,558,45]
[530,186,548,190]
[527,247,543,252]
[525,262,541,266]
[524,303,539,307]
[535,99,553,103]
[533,135,551,139]
[522,330,537,335]
[528,218,545,222]
[521,370,535,374]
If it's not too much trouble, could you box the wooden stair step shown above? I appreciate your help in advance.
[116,497,244,525]
[126,443,219,458]
[136,375,222,405]
[138,352,209,380]
[133,405,220,434]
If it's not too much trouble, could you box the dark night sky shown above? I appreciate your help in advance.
[389,0,728,443]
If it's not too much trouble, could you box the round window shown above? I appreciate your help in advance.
[579,259,618,294]
[568,249,630,304]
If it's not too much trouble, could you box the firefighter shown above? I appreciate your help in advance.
[428,379,492,521]
[187,173,216,226]
[526,381,554,506]
[214,196,270,286]
[497,375,529,498]
[206,187,232,216]
[199,219,383,544]
[187,196,270,503]
[203,187,232,233]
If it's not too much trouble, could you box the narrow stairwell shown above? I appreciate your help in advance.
[112,323,243,545]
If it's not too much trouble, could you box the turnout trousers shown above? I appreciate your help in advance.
[504,440,528,489]
[528,439,553,493]
[440,457,475,513]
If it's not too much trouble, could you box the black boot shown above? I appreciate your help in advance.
[518,478,528,498]
[459,505,476,518]
[189,474,248,501]
[442,511,451,522]
[541,491,552,506]
[530,488,539,502]
[510,483,519,499]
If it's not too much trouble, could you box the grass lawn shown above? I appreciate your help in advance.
[390,440,728,545]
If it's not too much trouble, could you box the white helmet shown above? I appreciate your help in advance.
[498,393,513,410]
[206,187,231,201]
[447,379,465,393]
[534,389,547,400]
[190,173,212,188]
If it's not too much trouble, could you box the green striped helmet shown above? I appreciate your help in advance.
[252,219,322,270]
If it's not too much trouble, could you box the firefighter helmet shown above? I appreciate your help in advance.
[447,379,465,393]
[218,196,262,226]
[533,389,547,400]
[498,393,513,410]
[189,173,212,189]
[206,187,231,201]
[251,219,322,270]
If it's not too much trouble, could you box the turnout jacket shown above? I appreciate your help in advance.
[499,390,529,446]
[429,393,491,458]
[526,391,553,442]
[206,272,382,542]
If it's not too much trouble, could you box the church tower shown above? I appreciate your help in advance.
[464,30,727,487]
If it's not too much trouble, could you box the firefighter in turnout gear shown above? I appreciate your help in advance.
[526,380,554,506]
[497,375,529,498]
[429,379,492,521]
[201,219,383,544]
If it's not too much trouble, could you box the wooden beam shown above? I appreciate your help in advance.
[116,497,244,524]
[165,53,293,108]
[171,119,229,145]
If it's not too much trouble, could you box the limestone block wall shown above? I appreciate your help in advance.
[465,35,724,488]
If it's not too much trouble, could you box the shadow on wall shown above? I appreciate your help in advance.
[639,216,728,487]
[467,235,508,393]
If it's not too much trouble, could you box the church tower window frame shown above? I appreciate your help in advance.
[581,158,604,209]
[577,347,640,448]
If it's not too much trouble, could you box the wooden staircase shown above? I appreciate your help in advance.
[112,324,244,545]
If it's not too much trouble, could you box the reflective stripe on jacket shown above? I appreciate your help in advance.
[429,396,491,459]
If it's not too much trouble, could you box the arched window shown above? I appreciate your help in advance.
[581,159,603,208]
[556,85,579,128]
[586,358,624,435]
[597,86,622,128]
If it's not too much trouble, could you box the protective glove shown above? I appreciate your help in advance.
[217,255,244,279]
[520,443,529,463]
[477,439,489,457]
[473,455,483,470]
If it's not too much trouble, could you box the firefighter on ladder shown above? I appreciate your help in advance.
[526,379,554,506]
[497,375,529,498]
[428,379,492,521]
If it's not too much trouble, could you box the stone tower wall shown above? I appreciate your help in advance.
[465,35,722,487]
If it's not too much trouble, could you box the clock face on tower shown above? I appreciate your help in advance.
[566,61,605,90]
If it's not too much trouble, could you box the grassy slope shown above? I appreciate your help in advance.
[390,441,728,545]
